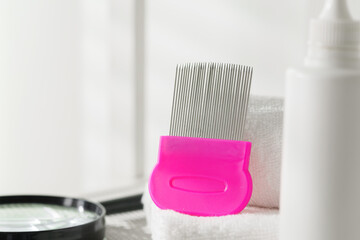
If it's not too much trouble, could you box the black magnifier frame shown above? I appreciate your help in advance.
[0,195,106,240]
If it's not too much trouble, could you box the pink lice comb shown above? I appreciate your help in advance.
[149,63,253,216]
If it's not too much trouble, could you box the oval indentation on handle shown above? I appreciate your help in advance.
[170,176,227,193]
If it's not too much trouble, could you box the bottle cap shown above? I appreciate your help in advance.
[306,0,360,67]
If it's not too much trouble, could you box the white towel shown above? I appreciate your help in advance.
[245,96,283,208]
[142,190,279,240]
[144,96,283,239]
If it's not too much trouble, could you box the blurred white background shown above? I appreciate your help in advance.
[0,0,359,196]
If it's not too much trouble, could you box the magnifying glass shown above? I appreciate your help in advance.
[0,195,106,240]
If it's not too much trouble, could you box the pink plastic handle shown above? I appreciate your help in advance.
[149,136,252,216]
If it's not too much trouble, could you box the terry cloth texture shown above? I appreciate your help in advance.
[142,190,279,240]
[245,96,283,208]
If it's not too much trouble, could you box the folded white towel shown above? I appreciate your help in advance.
[245,96,283,208]
[142,190,279,240]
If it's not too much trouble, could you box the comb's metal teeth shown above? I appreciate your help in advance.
[202,63,215,138]
[169,65,180,135]
[202,63,209,137]
[211,63,222,138]
[188,63,196,137]
[217,63,226,139]
[196,63,207,137]
[169,62,253,140]
[219,63,231,139]
[226,63,235,138]
[236,65,247,139]
[188,63,198,137]
[241,67,253,139]
[237,66,252,139]
[227,64,237,140]
[195,63,203,137]
[203,63,212,138]
[232,65,243,139]
[239,67,248,139]
[170,64,181,135]
[244,67,252,138]
[176,64,186,136]
[224,64,236,139]
[234,65,242,139]
[179,63,190,136]
[215,63,226,139]
[184,64,192,137]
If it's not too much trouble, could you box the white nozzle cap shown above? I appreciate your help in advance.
[306,0,360,68]
[319,0,352,20]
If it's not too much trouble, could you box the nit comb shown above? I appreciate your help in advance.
[149,63,253,216]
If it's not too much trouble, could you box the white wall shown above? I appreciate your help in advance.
[144,0,360,175]
[0,0,83,195]
[0,0,139,196]
[80,0,139,194]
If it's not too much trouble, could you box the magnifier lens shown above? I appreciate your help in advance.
[0,196,106,240]
[0,203,98,232]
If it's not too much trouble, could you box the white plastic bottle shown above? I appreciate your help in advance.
[280,0,360,239]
